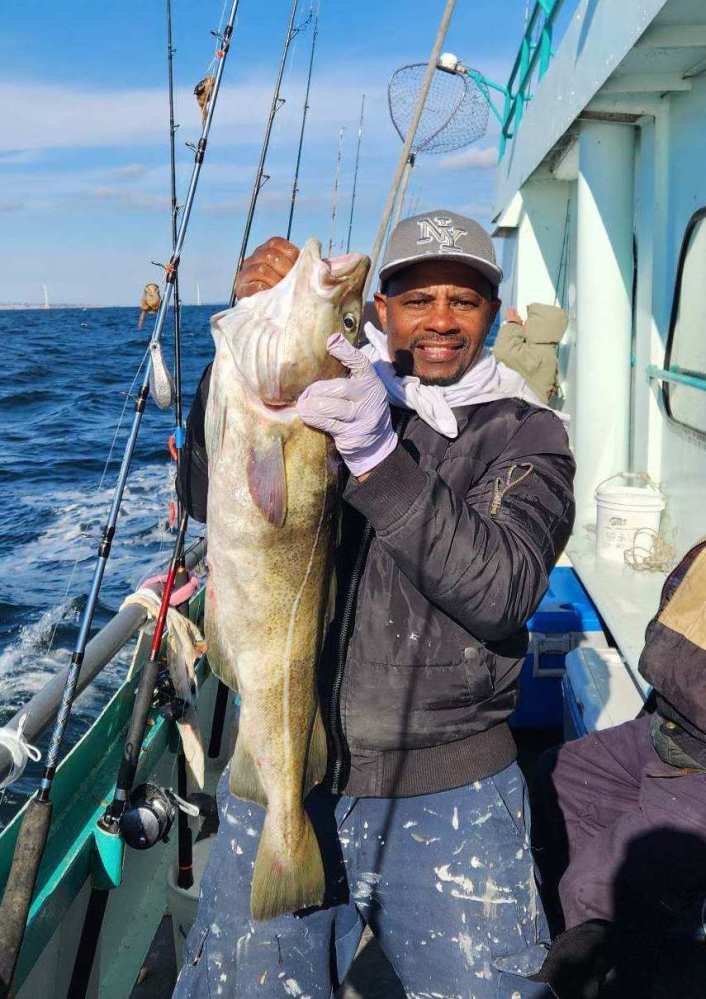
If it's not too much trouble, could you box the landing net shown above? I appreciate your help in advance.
[388,62,489,155]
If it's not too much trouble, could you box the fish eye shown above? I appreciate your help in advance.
[342,313,357,333]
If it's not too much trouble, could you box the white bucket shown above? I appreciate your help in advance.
[594,474,665,563]
[166,838,212,967]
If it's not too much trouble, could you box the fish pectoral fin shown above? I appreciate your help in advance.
[247,435,287,528]
[229,737,267,806]
[304,705,328,798]
[251,812,325,921]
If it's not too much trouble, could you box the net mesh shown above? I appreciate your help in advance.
[388,63,489,155]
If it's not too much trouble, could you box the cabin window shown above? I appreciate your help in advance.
[663,207,706,434]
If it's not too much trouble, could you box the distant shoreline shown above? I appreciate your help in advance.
[0,303,219,311]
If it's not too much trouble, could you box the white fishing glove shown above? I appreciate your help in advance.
[297,333,398,477]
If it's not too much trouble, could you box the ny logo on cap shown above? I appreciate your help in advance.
[416,216,467,253]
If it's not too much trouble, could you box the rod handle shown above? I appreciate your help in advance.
[0,798,53,996]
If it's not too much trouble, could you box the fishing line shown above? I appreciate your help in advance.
[230,0,301,304]
[45,344,152,659]
[286,7,318,240]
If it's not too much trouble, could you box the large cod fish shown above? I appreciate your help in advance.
[204,239,369,921]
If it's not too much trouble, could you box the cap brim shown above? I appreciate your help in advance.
[378,252,503,291]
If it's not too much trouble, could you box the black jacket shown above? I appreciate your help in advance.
[179,365,576,796]
[639,540,706,769]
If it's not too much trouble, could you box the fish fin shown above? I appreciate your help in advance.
[251,812,325,921]
[247,436,287,527]
[229,736,267,806]
[304,705,328,797]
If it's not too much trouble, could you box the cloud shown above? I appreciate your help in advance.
[103,163,148,180]
[89,186,171,211]
[0,74,388,155]
[0,149,36,165]
[0,199,24,212]
[438,146,497,170]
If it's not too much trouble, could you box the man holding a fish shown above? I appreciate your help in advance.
[174,211,574,998]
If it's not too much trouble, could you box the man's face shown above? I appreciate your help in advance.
[374,260,500,386]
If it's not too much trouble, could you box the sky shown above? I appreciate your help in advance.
[0,0,549,306]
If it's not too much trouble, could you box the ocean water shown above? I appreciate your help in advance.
[0,306,217,818]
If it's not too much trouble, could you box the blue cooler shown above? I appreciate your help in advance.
[510,566,605,729]
[562,646,648,740]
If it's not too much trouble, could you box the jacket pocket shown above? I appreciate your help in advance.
[342,652,494,752]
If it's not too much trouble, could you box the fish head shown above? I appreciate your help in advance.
[211,239,369,408]
[277,238,370,402]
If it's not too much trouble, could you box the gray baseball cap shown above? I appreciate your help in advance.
[379,209,502,292]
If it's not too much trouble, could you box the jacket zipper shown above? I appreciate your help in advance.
[328,412,411,794]
[328,521,373,794]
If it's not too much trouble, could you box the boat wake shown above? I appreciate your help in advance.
[0,463,182,720]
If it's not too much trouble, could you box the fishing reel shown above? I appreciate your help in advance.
[152,667,187,722]
[119,782,217,850]
[119,782,179,850]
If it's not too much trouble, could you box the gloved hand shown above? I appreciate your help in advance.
[297,333,398,478]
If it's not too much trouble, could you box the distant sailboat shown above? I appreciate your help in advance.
[43,284,49,309]
[196,281,202,306]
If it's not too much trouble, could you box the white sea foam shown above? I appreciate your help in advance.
[0,463,192,714]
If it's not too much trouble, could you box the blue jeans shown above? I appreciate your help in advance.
[173,762,553,998]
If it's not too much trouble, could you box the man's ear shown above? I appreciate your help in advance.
[489,297,501,322]
[373,292,387,331]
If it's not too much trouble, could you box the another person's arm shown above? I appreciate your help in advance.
[493,314,542,374]
[176,364,211,523]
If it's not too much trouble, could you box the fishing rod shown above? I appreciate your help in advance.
[166,0,195,900]
[167,0,185,529]
[0,4,241,993]
[230,0,300,305]
[363,0,457,301]
[328,127,345,256]
[392,152,416,228]
[345,93,365,254]
[286,7,318,241]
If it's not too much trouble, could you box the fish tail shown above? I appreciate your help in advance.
[250,811,325,921]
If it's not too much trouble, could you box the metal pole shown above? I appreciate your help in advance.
[230,0,300,305]
[0,4,240,990]
[363,0,457,300]
[286,10,318,241]
[328,127,345,256]
[345,94,366,254]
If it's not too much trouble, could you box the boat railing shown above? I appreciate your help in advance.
[500,0,567,157]
[0,537,207,789]
[647,364,706,393]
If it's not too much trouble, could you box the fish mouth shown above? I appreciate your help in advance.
[298,238,369,295]
[321,252,366,282]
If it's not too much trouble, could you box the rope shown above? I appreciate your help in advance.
[554,195,571,309]
[624,528,676,574]
[0,714,42,790]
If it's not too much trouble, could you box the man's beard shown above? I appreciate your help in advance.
[418,370,465,387]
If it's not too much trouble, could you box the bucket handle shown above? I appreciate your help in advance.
[594,471,663,500]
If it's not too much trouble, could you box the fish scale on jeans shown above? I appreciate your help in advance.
[173,762,554,998]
